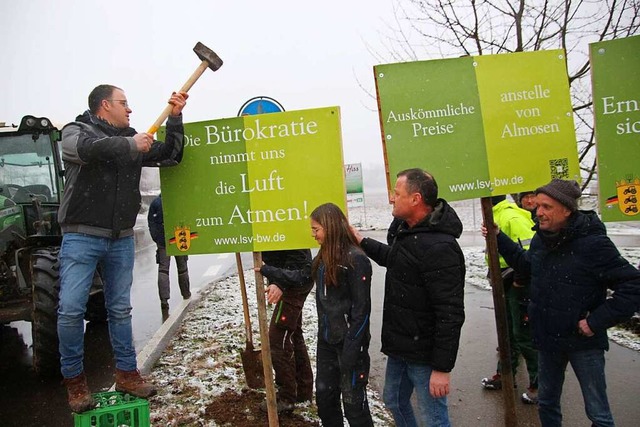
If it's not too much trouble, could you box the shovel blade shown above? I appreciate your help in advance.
[241,347,265,389]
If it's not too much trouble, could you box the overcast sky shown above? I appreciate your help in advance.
[1,0,408,191]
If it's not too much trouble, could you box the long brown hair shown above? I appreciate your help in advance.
[311,203,358,287]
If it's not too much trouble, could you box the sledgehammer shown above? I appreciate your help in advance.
[148,42,223,134]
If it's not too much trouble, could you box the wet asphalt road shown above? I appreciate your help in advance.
[1,229,639,426]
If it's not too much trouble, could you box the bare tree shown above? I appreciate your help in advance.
[371,0,640,190]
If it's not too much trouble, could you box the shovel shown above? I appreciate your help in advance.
[236,253,265,389]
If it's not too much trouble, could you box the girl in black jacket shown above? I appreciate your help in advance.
[260,203,373,426]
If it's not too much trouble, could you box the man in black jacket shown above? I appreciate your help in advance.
[489,179,640,427]
[57,84,188,413]
[353,168,465,427]
[148,194,191,314]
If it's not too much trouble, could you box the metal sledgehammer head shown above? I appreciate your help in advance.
[194,42,223,71]
[148,42,223,134]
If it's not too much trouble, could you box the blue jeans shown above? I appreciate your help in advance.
[383,355,450,427]
[538,349,614,427]
[57,233,136,378]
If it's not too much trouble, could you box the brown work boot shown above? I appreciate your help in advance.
[115,369,157,398]
[63,372,96,413]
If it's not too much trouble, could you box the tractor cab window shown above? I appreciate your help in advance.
[0,134,58,205]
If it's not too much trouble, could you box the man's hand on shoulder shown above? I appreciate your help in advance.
[350,225,364,244]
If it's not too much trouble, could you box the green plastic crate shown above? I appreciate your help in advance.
[73,391,150,427]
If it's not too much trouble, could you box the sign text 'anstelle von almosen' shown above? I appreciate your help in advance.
[374,49,580,201]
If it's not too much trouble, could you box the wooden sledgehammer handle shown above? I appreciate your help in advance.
[147,60,209,134]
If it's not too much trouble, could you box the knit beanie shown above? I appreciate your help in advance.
[535,179,582,211]
[517,191,535,202]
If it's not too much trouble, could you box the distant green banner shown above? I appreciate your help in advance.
[345,163,364,208]
[590,35,640,222]
[345,163,364,193]
[374,50,580,201]
[158,107,346,255]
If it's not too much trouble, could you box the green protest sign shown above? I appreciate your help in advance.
[158,107,346,255]
[590,35,640,222]
[374,50,580,201]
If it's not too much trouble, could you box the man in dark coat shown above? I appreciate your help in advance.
[491,179,640,427]
[353,168,465,427]
[148,194,191,313]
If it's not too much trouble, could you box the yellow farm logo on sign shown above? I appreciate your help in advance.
[169,225,199,252]
[605,178,639,216]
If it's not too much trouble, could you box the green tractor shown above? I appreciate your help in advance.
[0,115,105,375]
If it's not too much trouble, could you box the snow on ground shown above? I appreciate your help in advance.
[147,193,639,425]
[148,270,395,426]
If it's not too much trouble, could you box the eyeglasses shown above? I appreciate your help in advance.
[107,99,130,109]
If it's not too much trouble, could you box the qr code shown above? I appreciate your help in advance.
[549,158,569,179]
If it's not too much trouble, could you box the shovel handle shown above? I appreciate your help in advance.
[148,60,209,134]
[236,253,253,344]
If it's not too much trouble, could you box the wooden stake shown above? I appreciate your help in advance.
[481,197,518,426]
[252,252,279,426]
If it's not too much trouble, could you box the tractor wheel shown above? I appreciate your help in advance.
[31,247,61,376]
